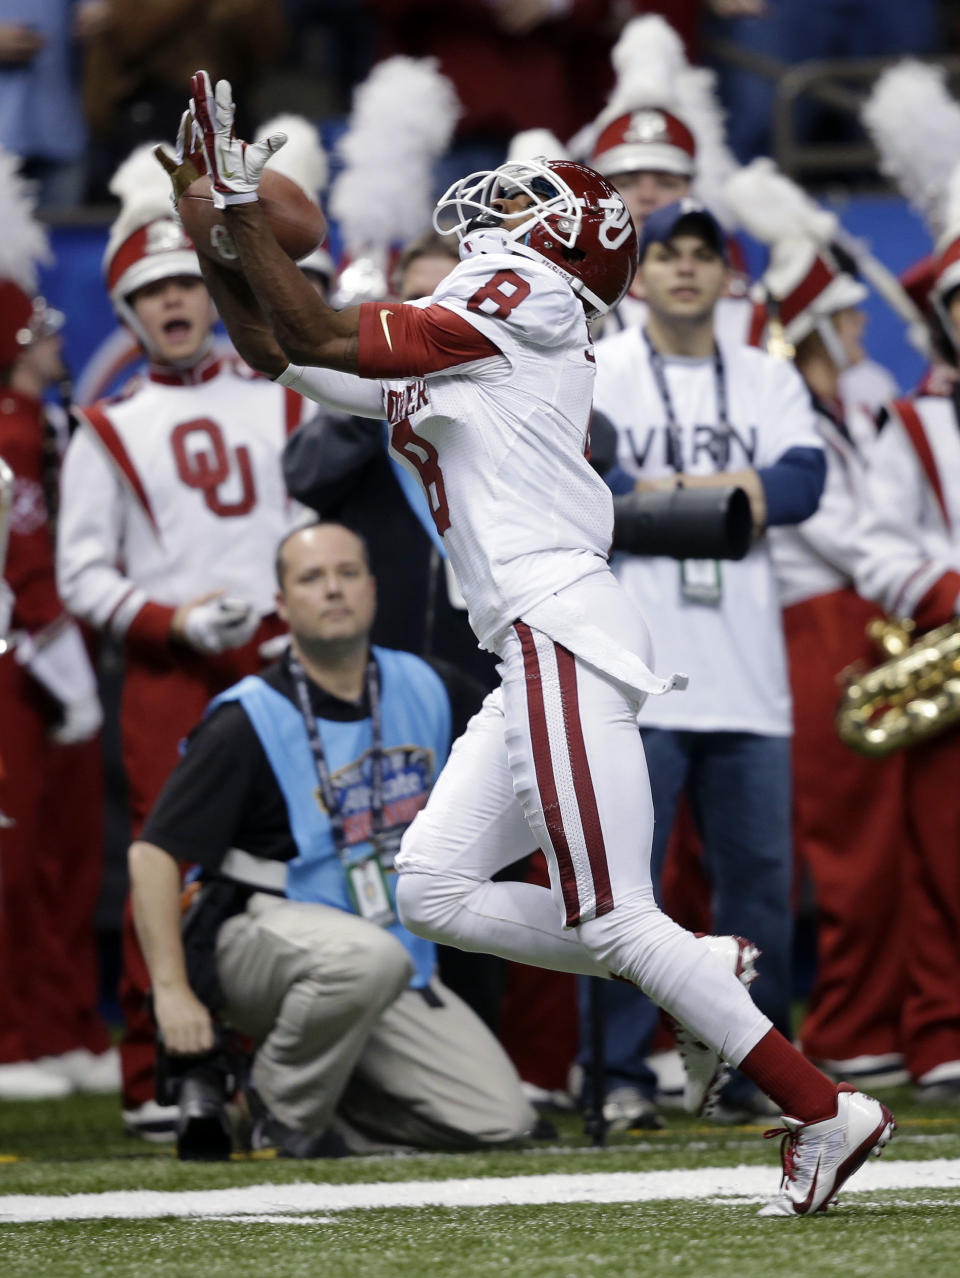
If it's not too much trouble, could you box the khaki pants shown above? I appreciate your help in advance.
[215,894,536,1149]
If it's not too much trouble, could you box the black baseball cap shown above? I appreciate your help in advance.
[638,199,727,262]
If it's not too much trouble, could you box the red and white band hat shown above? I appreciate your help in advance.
[104,217,201,305]
[590,108,696,179]
[768,249,868,345]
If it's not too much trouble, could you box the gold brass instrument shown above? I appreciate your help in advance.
[836,615,960,757]
[0,454,13,657]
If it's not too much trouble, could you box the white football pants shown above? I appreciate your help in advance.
[396,572,771,1068]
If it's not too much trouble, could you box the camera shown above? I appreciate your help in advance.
[612,485,752,560]
[155,1026,242,1161]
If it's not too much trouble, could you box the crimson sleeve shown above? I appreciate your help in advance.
[126,601,178,650]
[356,302,501,379]
[914,570,960,630]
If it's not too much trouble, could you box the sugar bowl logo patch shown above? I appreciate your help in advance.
[318,744,435,852]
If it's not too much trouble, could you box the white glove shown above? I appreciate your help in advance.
[189,70,286,209]
[51,693,104,746]
[183,596,259,654]
[15,620,103,744]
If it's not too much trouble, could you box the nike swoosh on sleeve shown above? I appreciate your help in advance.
[380,308,394,351]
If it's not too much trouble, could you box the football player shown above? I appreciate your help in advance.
[162,71,897,1215]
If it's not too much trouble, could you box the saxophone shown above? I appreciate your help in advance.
[836,615,960,756]
[0,454,13,656]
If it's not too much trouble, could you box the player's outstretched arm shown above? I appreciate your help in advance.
[223,200,362,373]
[188,70,362,374]
[195,252,288,379]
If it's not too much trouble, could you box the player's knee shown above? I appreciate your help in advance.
[577,888,667,976]
[396,871,466,944]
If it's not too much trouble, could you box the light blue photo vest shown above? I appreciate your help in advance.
[207,647,450,988]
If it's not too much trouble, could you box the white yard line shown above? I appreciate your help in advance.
[2,1159,960,1223]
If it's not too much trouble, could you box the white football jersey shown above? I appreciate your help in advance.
[593,327,821,735]
[57,356,307,639]
[379,252,611,651]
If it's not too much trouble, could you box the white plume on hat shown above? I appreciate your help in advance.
[725,158,838,253]
[861,60,960,237]
[582,15,736,222]
[330,56,460,258]
[938,163,960,255]
[0,146,52,292]
[507,129,569,164]
[255,114,329,198]
[929,161,960,307]
[597,15,688,132]
[676,67,739,228]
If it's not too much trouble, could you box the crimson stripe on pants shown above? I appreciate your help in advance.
[515,622,582,924]
[554,643,614,918]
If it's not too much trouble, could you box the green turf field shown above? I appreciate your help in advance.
[2,1089,959,1276]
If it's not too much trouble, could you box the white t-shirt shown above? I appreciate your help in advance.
[593,328,821,734]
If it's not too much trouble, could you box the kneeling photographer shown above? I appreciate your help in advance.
[129,521,536,1159]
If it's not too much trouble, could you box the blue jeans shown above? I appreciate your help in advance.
[577,730,793,1098]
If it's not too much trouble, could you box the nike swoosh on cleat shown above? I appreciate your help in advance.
[380,308,394,351]
[794,1152,823,1214]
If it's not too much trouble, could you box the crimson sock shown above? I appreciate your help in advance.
[739,1028,838,1123]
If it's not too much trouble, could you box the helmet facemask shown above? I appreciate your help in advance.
[434,160,583,250]
[433,158,637,320]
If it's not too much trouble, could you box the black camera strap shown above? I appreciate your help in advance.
[286,647,385,858]
[643,328,730,471]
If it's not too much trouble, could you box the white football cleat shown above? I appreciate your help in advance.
[36,1047,121,1094]
[758,1084,896,1216]
[675,933,760,1116]
[0,1060,73,1100]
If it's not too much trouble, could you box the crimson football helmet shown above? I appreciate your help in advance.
[433,158,638,319]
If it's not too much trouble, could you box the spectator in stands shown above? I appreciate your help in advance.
[365,0,649,192]
[0,1,104,206]
[587,200,825,1127]
[707,0,939,164]
[55,144,307,1139]
[130,521,536,1156]
[81,0,284,199]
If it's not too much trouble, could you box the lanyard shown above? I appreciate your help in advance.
[642,329,730,472]
[286,649,385,858]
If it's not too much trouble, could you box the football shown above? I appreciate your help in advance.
[177,170,327,270]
